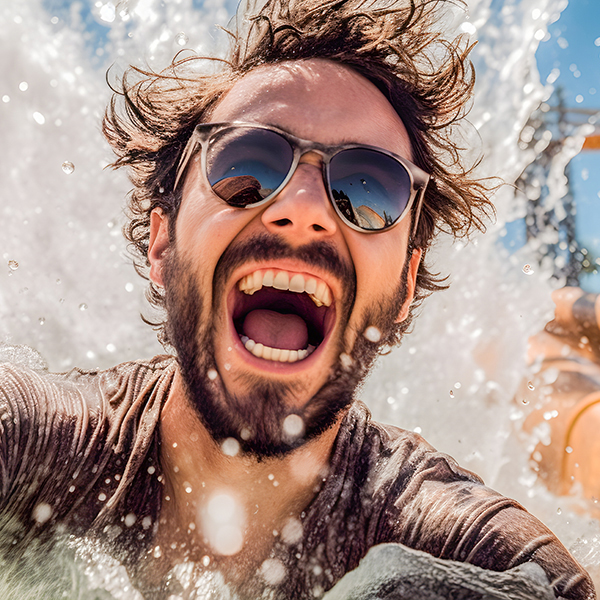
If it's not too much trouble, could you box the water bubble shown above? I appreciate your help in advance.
[363,326,382,343]
[32,111,45,125]
[98,492,107,502]
[19,81,28,92]
[202,555,210,566]
[99,2,116,22]
[413,426,422,434]
[1,95,9,103]
[175,32,188,46]
[565,446,573,454]
[38,317,45,325]
[522,264,534,275]
[79,303,88,311]
[184,482,192,494]
[221,437,240,457]
[7,260,18,271]
[240,428,251,441]
[556,508,562,515]
[124,513,136,527]
[61,161,75,174]
[522,398,529,405]
[268,473,275,481]
[106,343,116,352]
[386,396,395,405]
[153,545,162,558]
[260,558,286,585]
[125,282,134,292]
[281,517,303,544]
[527,382,535,391]
[207,369,218,381]
[449,390,455,398]
[339,352,353,369]
[33,503,53,523]
[283,414,304,438]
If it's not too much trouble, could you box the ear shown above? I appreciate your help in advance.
[395,248,422,323]
[148,208,171,287]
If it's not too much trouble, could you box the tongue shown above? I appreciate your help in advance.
[243,309,309,350]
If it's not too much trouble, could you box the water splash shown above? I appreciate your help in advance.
[1,0,599,593]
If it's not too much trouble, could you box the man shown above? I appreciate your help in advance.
[0,0,595,598]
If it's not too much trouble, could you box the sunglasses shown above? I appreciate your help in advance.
[174,122,430,235]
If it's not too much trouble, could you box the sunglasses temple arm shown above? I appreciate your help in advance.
[173,138,200,191]
[410,186,426,243]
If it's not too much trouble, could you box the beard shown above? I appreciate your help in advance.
[162,233,410,459]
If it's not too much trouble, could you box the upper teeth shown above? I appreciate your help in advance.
[238,269,332,307]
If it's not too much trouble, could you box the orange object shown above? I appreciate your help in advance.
[582,135,600,150]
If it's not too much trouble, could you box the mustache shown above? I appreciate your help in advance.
[213,232,356,303]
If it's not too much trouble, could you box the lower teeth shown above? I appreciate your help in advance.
[240,335,315,362]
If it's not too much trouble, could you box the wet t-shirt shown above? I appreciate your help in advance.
[0,358,594,599]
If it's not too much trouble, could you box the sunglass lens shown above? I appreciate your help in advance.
[206,128,293,207]
[329,149,411,230]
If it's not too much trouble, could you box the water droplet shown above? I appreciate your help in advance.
[565,446,573,454]
[106,343,116,352]
[38,317,45,325]
[61,161,75,174]
[153,545,162,558]
[221,437,240,457]
[268,473,275,481]
[79,303,88,311]
[19,81,28,92]
[283,414,304,438]
[7,260,18,271]
[449,390,455,398]
[125,282,134,292]
[260,558,286,585]
[387,396,395,405]
[98,492,107,502]
[224,363,231,371]
[240,428,251,440]
[522,264,534,275]
[202,555,210,567]
[33,111,45,125]
[124,513,136,527]
[175,32,188,46]
[527,382,535,391]
[556,507,562,515]
[522,398,529,405]
[184,482,192,494]
[207,369,218,381]
[32,503,52,523]
[363,326,382,343]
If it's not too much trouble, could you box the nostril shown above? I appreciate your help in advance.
[273,218,292,227]
[312,224,326,232]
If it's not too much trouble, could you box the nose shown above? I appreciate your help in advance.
[260,161,339,242]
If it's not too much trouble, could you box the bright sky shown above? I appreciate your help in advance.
[536,0,600,292]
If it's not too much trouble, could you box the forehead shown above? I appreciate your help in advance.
[210,59,413,158]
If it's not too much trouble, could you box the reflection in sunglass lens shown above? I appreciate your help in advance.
[206,128,293,207]
[329,149,411,230]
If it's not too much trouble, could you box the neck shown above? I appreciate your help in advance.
[154,369,343,581]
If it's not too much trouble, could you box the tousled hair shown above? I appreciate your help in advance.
[103,0,494,346]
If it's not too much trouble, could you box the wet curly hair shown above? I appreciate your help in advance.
[103,0,494,345]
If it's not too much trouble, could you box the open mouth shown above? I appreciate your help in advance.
[231,268,335,364]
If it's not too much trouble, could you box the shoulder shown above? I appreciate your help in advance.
[343,401,484,494]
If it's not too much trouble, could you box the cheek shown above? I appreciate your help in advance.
[175,191,259,265]
[346,233,409,304]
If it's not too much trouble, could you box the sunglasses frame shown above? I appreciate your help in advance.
[174,122,430,236]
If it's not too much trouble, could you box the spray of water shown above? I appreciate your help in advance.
[1,0,599,593]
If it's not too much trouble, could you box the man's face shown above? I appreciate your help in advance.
[149,59,420,455]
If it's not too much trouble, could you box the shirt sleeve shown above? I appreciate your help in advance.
[390,467,595,600]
